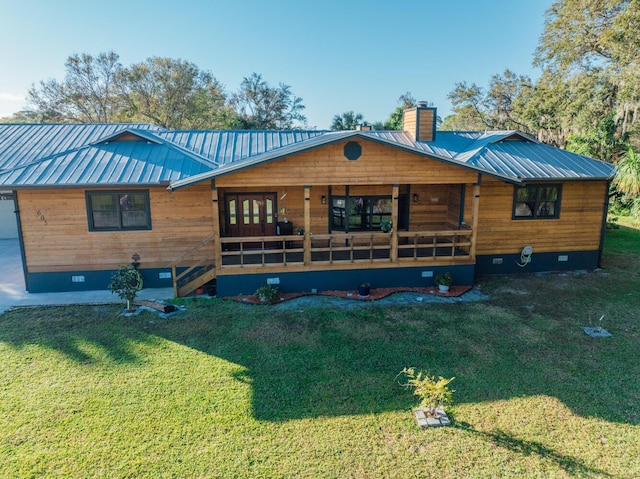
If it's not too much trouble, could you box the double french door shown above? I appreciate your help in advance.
[225,193,277,238]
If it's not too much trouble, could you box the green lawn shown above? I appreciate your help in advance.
[1,224,639,478]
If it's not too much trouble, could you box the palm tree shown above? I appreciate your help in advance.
[330,111,364,130]
[614,146,640,217]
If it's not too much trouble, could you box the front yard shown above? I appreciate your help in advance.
[1,222,639,478]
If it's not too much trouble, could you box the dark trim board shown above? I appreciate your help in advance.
[215,265,475,297]
[475,250,600,276]
[26,267,179,293]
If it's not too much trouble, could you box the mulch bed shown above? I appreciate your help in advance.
[227,285,472,305]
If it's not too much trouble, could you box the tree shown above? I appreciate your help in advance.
[443,70,534,133]
[613,146,640,217]
[230,73,306,129]
[566,113,628,162]
[26,51,126,123]
[534,0,640,139]
[330,111,364,130]
[374,92,417,130]
[121,57,240,129]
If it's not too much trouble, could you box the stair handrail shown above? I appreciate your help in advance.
[167,233,216,268]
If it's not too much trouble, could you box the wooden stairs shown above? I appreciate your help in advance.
[168,234,217,297]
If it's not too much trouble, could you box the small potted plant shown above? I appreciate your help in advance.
[380,218,392,233]
[255,284,279,303]
[435,272,452,293]
[358,282,371,297]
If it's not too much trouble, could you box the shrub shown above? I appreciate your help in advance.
[108,264,143,310]
[435,272,453,286]
[255,284,279,303]
[398,367,455,416]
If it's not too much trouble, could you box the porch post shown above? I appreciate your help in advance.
[391,184,399,262]
[211,183,222,269]
[304,186,311,266]
[470,176,481,261]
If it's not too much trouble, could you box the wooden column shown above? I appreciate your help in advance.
[469,179,481,261]
[304,186,311,266]
[391,184,399,262]
[211,184,222,269]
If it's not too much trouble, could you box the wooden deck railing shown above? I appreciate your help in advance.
[219,235,305,267]
[309,232,392,264]
[216,228,472,268]
[396,229,472,261]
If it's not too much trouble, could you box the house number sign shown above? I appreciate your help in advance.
[35,209,48,225]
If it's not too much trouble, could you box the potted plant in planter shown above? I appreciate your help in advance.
[108,263,144,311]
[255,284,279,303]
[435,272,452,293]
[380,218,393,233]
[398,367,455,426]
[358,282,371,297]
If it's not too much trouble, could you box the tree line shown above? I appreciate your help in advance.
[2,1,638,215]
[333,1,640,217]
[5,52,306,130]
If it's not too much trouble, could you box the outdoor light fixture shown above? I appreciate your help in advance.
[413,193,419,203]
[321,195,327,204]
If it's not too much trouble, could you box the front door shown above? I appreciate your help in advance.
[225,193,277,239]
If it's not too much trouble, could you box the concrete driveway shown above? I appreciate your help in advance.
[0,239,174,314]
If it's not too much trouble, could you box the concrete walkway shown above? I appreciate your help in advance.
[0,239,173,314]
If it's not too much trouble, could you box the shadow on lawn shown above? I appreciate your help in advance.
[0,305,154,365]
[142,296,638,426]
[1,286,638,427]
[455,421,614,478]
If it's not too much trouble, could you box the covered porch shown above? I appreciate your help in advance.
[169,182,480,297]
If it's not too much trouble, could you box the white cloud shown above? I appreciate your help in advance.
[0,92,27,117]
[0,93,25,101]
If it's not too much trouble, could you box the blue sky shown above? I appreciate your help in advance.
[0,0,552,129]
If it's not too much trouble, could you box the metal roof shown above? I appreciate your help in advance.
[0,123,164,171]
[156,130,327,166]
[0,140,213,187]
[0,123,616,190]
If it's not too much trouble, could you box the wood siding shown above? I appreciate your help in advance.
[417,108,436,141]
[474,179,607,254]
[402,109,417,140]
[408,184,455,230]
[18,184,215,273]
[214,139,478,187]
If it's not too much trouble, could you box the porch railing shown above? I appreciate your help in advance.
[397,229,472,261]
[217,228,472,269]
[219,235,305,267]
[309,232,392,264]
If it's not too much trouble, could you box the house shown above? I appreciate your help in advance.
[0,105,615,297]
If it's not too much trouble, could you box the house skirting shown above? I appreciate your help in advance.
[475,250,600,276]
[215,265,476,297]
[26,267,177,293]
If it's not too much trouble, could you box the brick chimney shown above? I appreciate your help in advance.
[355,122,372,131]
[403,101,437,141]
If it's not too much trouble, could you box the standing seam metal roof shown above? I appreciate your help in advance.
[0,124,616,189]
[0,123,164,171]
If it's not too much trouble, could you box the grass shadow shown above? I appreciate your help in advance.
[0,304,155,365]
[454,421,615,478]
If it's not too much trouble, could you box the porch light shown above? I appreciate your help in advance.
[321,195,327,204]
[413,193,419,203]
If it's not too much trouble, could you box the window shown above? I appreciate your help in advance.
[332,196,393,231]
[513,184,561,219]
[86,190,151,231]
